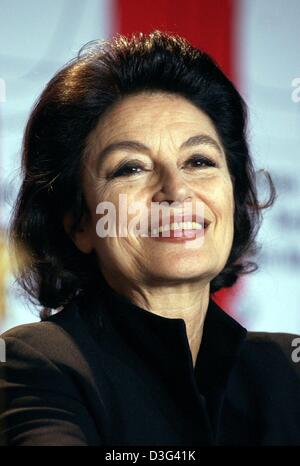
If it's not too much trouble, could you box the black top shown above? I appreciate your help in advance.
[0,281,300,446]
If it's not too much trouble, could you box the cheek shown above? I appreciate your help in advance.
[90,186,149,246]
[216,182,234,233]
[215,181,235,250]
[194,175,234,220]
[219,184,234,219]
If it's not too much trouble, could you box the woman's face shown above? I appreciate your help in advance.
[76,92,234,289]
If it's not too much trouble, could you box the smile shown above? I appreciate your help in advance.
[151,221,203,235]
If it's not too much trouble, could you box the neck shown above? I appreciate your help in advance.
[102,274,210,368]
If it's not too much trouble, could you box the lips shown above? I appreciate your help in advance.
[148,213,210,237]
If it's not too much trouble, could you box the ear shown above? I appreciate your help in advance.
[63,212,93,254]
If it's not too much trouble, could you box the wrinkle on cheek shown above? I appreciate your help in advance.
[104,236,148,277]
[197,178,234,226]
[223,177,235,215]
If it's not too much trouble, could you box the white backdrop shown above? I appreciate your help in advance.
[235,0,300,332]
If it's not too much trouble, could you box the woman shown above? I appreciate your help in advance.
[1,31,299,446]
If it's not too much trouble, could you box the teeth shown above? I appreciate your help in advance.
[151,221,203,235]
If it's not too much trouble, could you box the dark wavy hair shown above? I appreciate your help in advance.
[10,30,275,313]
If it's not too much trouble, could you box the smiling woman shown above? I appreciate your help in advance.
[1,31,299,446]
[78,91,235,337]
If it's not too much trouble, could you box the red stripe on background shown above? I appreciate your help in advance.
[113,0,241,314]
[114,0,235,80]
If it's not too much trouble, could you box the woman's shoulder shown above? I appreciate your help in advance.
[1,299,78,346]
[0,298,96,375]
[241,330,300,379]
[0,300,105,446]
[246,330,300,345]
[246,330,300,356]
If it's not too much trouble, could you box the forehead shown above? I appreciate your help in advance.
[88,91,221,147]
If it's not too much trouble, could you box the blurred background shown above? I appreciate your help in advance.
[0,0,299,333]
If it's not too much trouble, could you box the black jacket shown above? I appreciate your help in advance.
[0,281,300,446]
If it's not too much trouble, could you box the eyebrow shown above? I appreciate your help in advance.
[95,134,223,173]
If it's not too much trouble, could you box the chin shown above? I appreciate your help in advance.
[146,260,217,284]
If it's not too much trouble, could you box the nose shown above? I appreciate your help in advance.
[152,165,193,205]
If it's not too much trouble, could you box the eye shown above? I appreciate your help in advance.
[109,161,146,179]
[185,154,217,169]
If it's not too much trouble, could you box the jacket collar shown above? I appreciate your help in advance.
[87,280,247,377]
[194,299,248,431]
[80,279,247,437]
